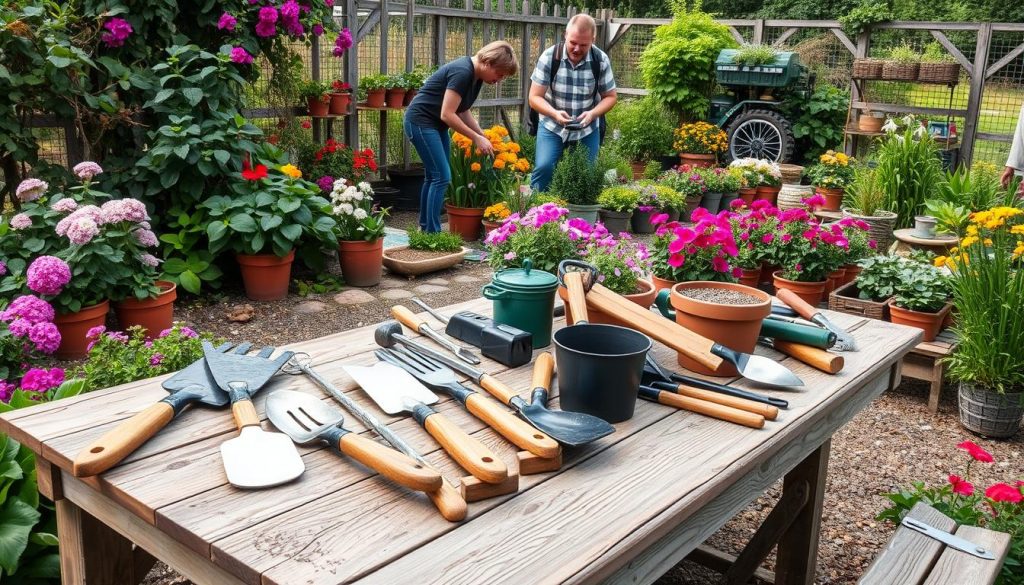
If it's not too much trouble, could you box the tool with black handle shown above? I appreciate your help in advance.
[760,317,836,349]
[411,297,533,368]
[642,354,789,410]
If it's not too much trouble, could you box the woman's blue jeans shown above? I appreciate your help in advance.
[404,118,451,232]
[530,124,600,193]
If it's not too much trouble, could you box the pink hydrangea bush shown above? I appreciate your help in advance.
[0,294,62,403]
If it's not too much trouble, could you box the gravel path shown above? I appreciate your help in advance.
[140,211,1023,584]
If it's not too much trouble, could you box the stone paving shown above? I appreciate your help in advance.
[325,269,487,309]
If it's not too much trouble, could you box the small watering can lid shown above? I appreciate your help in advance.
[493,259,558,290]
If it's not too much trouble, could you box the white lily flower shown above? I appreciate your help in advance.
[882,118,898,133]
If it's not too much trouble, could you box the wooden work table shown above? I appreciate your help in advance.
[0,297,921,585]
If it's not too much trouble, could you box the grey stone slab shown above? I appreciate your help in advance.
[378,278,410,289]
[453,275,483,283]
[333,290,376,305]
[294,301,327,314]
[380,288,415,299]
[412,284,450,294]
[424,278,450,286]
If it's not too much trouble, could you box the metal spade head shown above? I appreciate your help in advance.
[265,390,345,444]
[343,362,438,415]
[202,341,295,396]
[220,426,305,489]
[161,341,255,407]
[733,352,804,387]
[517,401,614,447]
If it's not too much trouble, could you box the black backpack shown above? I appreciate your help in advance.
[526,42,606,143]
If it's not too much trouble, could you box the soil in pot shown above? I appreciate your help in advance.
[382,246,467,277]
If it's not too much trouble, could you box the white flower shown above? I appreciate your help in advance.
[912,124,927,139]
[353,208,368,220]
[340,203,354,215]
[332,178,348,191]
[882,117,898,133]
[357,181,371,192]
[901,114,915,127]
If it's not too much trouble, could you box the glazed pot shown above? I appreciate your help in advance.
[566,203,601,225]
[630,209,657,234]
[114,280,177,339]
[719,192,740,211]
[888,300,952,342]
[237,250,295,301]
[338,239,384,287]
[772,271,827,306]
[445,204,485,241]
[559,278,657,327]
[914,215,938,239]
[699,192,724,214]
[54,300,110,360]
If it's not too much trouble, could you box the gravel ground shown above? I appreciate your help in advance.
[140,210,1024,584]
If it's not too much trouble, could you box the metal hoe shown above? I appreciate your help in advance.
[391,305,480,365]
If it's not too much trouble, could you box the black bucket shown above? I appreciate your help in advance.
[553,323,652,423]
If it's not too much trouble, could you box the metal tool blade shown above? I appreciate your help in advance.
[734,352,804,387]
[344,362,438,415]
[901,516,996,560]
[220,426,305,489]
[810,313,858,352]
[266,390,344,443]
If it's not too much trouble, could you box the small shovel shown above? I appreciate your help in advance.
[344,361,509,484]
[266,390,442,492]
[517,353,615,446]
[202,341,304,489]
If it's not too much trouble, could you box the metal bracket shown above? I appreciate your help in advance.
[901,517,996,560]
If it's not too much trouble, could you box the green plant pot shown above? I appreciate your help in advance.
[566,203,601,225]
[599,209,632,233]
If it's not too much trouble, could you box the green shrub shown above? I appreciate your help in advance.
[875,122,943,229]
[732,44,778,67]
[408,229,464,252]
[892,262,950,312]
[781,85,850,163]
[596,146,633,186]
[887,42,920,63]
[597,185,641,212]
[74,324,216,391]
[844,164,888,217]
[921,42,955,64]
[643,161,663,180]
[855,254,909,301]
[606,96,675,162]
[548,145,604,206]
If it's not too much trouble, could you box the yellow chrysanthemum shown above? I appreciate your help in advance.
[280,164,302,179]
[960,235,979,248]
[1014,242,1024,259]
[966,224,979,236]
[470,162,481,172]
[509,142,521,153]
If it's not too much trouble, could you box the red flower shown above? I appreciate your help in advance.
[957,440,994,463]
[241,163,268,181]
[985,482,1023,503]
[301,120,312,129]
[948,474,974,496]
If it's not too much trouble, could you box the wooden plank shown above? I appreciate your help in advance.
[961,23,992,166]
[345,0,360,149]
[433,0,447,67]
[976,132,1013,142]
[874,21,983,31]
[724,478,808,583]
[930,30,974,77]
[520,0,532,131]
[687,545,777,584]
[390,2,569,25]
[728,25,746,46]
[774,441,830,585]
[772,27,799,47]
[922,525,1012,585]
[607,23,632,52]
[830,28,857,57]
[752,19,764,44]
[356,7,381,42]
[859,501,956,585]
[851,102,968,117]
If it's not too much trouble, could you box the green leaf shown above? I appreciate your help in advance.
[228,214,257,233]
[213,150,230,164]
[280,224,302,242]
[276,198,301,213]
[182,88,203,107]
[173,144,190,159]
[260,215,282,231]
[0,499,42,575]
[206,221,227,242]
[162,257,189,274]
[179,271,201,294]
[152,88,175,104]
[46,56,72,68]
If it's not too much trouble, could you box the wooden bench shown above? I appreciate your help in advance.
[859,501,1010,585]
[899,328,958,412]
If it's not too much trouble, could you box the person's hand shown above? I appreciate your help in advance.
[1001,166,1015,189]
[576,110,596,126]
[473,134,494,156]
[552,110,574,126]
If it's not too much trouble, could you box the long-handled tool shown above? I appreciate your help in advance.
[73,342,251,477]
[280,354,467,521]
[637,384,766,429]
[265,390,442,492]
[776,288,858,351]
[642,354,789,410]
[376,321,611,446]
[392,305,480,365]
[411,297,533,368]
[759,337,845,374]
[344,361,508,484]
[202,342,303,489]
[557,260,803,388]
[375,347,560,459]
[641,359,779,420]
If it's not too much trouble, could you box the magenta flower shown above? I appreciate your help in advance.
[230,47,254,64]
[0,261,6,276]
[19,367,64,393]
[100,18,133,48]
[317,175,336,192]
[761,233,774,244]
[134,228,159,247]
[73,161,103,180]
[217,12,237,31]
[985,483,1023,503]
[1,295,55,324]
[26,256,71,296]
[0,381,16,402]
[15,178,48,202]
[65,216,100,244]
[7,318,31,337]
[313,23,324,36]
[333,27,353,56]
[28,322,61,354]
[86,325,107,340]
[150,353,165,367]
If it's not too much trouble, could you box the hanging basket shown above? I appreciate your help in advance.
[918,62,960,84]
[852,58,884,79]
[881,61,919,81]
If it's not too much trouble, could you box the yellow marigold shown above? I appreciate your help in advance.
[280,164,302,179]
[484,202,511,220]
[1015,242,1024,259]
[934,256,948,267]
[966,224,979,236]
[836,153,850,165]
[960,235,979,248]
[1011,225,1024,235]
[509,142,521,153]
[515,158,530,172]
[493,158,506,170]
[470,162,481,172]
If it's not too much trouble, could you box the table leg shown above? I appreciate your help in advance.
[774,439,831,585]
[927,361,945,413]
[56,497,155,585]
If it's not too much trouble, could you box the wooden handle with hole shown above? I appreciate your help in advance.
[424,412,508,484]
[673,384,779,420]
[464,393,560,459]
[776,289,819,321]
[532,353,554,392]
[585,283,723,371]
[73,402,175,477]
[338,432,443,492]
[771,340,844,374]
[427,480,468,521]
[391,305,427,333]
[231,399,260,429]
[563,272,590,322]
[655,391,765,429]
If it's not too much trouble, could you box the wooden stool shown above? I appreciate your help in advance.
[900,328,958,412]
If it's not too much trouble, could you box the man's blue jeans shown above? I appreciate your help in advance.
[530,124,600,194]
[404,118,451,232]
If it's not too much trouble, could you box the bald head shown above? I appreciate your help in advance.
[566,14,597,38]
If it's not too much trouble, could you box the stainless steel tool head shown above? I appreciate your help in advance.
[220,426,305,489]
[161,341,254,406]
[343,362,438,415]
[202,341,294,396]
[734,352,804,387]
[265,390,345,444]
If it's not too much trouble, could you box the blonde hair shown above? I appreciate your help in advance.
[566,14,597,37]
[476,41,519,76]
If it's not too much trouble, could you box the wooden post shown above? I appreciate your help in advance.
[434,0,448,67]
[345,0,359,150]
[961,23,992,167]
[56,498,154,585]
[752,18,764,44]
[845,29,872,157]
[482,0,491,46]
[520,0,532,134]
[403,0,414,167]
[774,439,831,585]
[379,0,390,172]
[311,34,323,143]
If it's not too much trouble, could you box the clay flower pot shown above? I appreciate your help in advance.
[365,88,386,108]
[651,274,678,293]
[773,271,827,306]
[678,152,716,168]
[329,92,352,115]
[385,88,405,108]
[237,250,295,301]
[815,186,844,211]
[755,185,781,204]
[559,278,657,326]
[738,267,761,288]
[54,300,110,360]
[403,88,418,106]
[338,239,384,287]
[824,267,846,296]
[888,301,952,342]
[737,187,757,205]
[842,263,862,286]
[445,204,485,241]
[114,280,177,339]
[307,96,329,117]
[669,281,771,377]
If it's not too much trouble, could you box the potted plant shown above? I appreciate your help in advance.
[938,206,1024,437]
[482,201,512,235]
[632,184,675,234]
[842,163,899,253]
[731,43,779,67]
[330,180,389,286]
[673,121,728,168]
[718,167,743,211]
[401,67,429,105]
[203,147,339,300]
[658,167,708,219]
[596,185,640,233]
[299,79,332,117]
[765,201,846,305]
[447,125,530,240]
[728,208,767,287]
[607,96,675,177]
[329,79,352,115]
[559,234,653,326]
[296,137,378,194]
[695,166,730,213]
[384,72,406,108]
[484,203,582,276]
[881,42,921,81]
[919,42,960,84]
[728,158,760,203]
[923,199,970,237]
[834,215,877,285]
[753,159,783,203]
[888,261,951,342]
[358,73,389,108]
[805,150,856,211]
[876,115,943,230]
[549,143,604,224]
[383,229,466,277]
[829,253,902,321]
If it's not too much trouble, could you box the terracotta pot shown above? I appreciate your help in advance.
[858,114,884,132]
[772,271,827,306]
[842,263,862,286]
[307,96,329,117]
[738,267,761,288]
[54,300,110,360]
[237,250,295,301]
[670,281,771,376]
[651,274,678,293]
[759,262,781,286]
[365,88,386,108]
[114,280,177,339]
[338,239,384,287]
[888,301,952,342]
[382,245,466,277]
[815,186,844,211]
[329,92,352,115]
[445,204,485,241]
[678,152,716,168]
[559,278,657,326]
[482,219,503,237]
[737,187,757,205]
[630,161,648,179]
[824,268,846,296]
[403,88,418,106]
[754,185,781,204]
[385,88,405,108]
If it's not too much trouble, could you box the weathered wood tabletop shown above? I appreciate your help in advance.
[0,297,921,585]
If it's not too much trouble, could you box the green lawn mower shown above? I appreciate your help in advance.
[710,49,814,163]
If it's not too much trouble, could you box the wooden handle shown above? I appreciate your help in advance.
[72,402,175,477]
[338,433,444,492]
[532,353,554,392]
[673,384,779,420]
[426,481,468,522]
[771,340,845,374]
[391,305,426,333]
[563,272,590,322]
[776,289,819,321]
[656,391,765,429]
[586,283,724,371]
[464,393,560,459]
[479,374,519,406]
[424,412,508,484]
[231,399,260,429]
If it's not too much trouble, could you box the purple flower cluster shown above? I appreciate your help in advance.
[139,253,161,268]
[0,261,6,276]
[19,367,65,393]
[218,12,238,31]
[51,198,79,213]
[0,381,15,402]
[1,295,55,324]
[484,203,569,246]
[230,47,254,64]
[158,326,197,339]
[73,161,103,180]
[280,0,304,36]
[15,178,48,202]
[333,27,353,57]
[255,6,278,37]
[65,216,101,245]
[101,198,149,223]
[1,295,61,355]
[149,353,165,366]
[134,228,159,247]
[317,175,336,192]
[56,204,102,238]
[26,256,71,296]
[100,18,133,48]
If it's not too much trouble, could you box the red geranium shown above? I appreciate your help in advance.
[948,474,974,496]
[241,160,268,181]
[985,482,1024,504]
[332,80,351,92]
[957,440,994,463]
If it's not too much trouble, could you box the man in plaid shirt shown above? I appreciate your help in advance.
[528,14,617,192]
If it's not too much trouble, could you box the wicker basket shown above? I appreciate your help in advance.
[881,61,920,81]
[842,208,898,252]
[778,163,805,185]
[852,58,884,79]
[958,383,1024,439]
[777,184,814,210]
[918,62,960,84]
[828,281,891,321]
